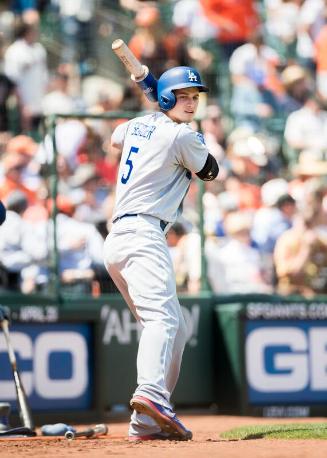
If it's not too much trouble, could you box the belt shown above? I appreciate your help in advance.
[112,213,168,232]
[112,213,137,224]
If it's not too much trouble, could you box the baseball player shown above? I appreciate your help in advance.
[104,66,219,441]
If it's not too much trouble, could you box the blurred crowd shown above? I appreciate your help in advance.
[1,0,327,298]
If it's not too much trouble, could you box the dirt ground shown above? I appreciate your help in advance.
[1,415,327,458]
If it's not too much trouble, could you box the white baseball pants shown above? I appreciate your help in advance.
[103,214,187,435]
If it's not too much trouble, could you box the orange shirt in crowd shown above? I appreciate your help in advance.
[200,0,260,43]
[237,182,262,210]
[0,178,37,205]
[315,25,327,72]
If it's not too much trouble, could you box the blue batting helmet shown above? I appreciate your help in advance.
[157,66,208,111]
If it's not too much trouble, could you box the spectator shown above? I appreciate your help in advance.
[172,0,218,46]
[284,92,327,154]
[200,0,260,59]
[22,196,105,294]
[274,181,327,296]
[224,128,276,210]
[214,190,240,237]
[38,119,88,169]
[4,21,48,133]
[229,28,281,97]
[280,64,313,114]
[0,36,16,133]
[68,162,109,224]
[200,104,226,162]
[230,66,281,131]
[56,0,95,75]
[98,137,121,186]
[0,2,15,44]
[207,210,272,293]
[289,149,327,201]
[41,68,78,116]
[297,0,326,69]
[0,190,32,290]
[5,134,42,192]
[252,178,297,254]
[264,0,301,61]
[314,16,327,104]
[0,152,38,204]
[11,0,40,24]
[252,178,297,288]
[128,5,170,78]
[166,222,201,294]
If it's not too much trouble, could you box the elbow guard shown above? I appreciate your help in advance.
[196,153,219,181]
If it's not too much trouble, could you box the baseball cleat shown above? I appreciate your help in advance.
[128,431,172,441]
[130,395,192,441]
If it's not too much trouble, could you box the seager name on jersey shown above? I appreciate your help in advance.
[131,122,156,140]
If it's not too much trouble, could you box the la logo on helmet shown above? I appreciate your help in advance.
[188,70,197,82]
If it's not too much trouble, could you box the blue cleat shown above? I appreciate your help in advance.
[130,395,192,441]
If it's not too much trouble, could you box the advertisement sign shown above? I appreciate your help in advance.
[246,318,327,404]
[0,323,93,410]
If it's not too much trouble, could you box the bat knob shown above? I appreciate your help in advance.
[65,430,75,440]
[112,39,124,51]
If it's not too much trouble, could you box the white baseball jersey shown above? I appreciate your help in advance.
[111,112,209,223]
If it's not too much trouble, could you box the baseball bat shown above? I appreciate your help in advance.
[112,39,158,102]
[0,319,34,430]
[65,423,108,440]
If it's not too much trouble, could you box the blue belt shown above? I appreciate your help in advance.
[112,213,137,223]
[113,214,168,232]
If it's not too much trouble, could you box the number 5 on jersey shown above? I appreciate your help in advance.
[121,146,139,184]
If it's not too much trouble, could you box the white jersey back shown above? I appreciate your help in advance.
[111,112,209,223]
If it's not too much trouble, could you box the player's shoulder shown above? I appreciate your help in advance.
[134,111,177,126]
[176,123,205,145]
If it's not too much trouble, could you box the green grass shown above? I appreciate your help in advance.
[221,423,327,440]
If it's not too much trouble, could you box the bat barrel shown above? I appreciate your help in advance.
[93,424,108,435]
[112,39,144,78]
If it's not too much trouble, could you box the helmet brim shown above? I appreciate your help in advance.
[170,82,209,93]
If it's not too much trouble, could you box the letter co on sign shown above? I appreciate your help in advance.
[0,324,92,410]
[245,321,327,404]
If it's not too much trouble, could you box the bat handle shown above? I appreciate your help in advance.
[65,424,108,440]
